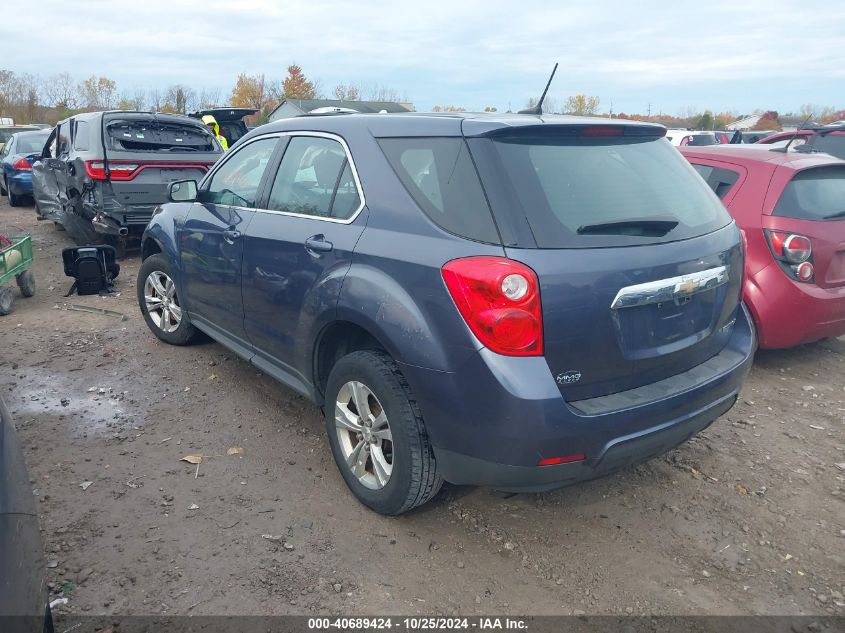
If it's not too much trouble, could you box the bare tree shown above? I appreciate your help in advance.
[164,84,196,114]
[196,87,223,109]
[42,72,78,109]
[333,83,362,101]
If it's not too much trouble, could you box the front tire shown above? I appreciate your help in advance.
[325,350,442,515]
[137,254,198,345]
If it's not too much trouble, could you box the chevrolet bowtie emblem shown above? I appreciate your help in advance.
[675,279,699,295]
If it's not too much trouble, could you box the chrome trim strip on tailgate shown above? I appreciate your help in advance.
[610,266,728,310]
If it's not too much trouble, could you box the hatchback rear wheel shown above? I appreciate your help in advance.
[325,350,442,515]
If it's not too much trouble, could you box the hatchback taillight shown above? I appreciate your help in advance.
[765,230,814,283]
[442,256,543,356]
[12,158,31,171]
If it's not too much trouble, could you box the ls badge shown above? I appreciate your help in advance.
[556,371,582,385]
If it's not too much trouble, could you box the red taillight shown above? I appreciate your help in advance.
[765,230,814,283]
[85,161,140,181]
[538,453,585,466]
[12,158,31,171]
[442,256,543,356]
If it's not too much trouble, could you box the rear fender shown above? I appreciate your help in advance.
[336,264,473,371]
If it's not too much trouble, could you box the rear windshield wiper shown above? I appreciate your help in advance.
[577,218,679,236]
[822,210,845,220]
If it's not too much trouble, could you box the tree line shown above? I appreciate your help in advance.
[0,66,407,125]
[2,67,841,130]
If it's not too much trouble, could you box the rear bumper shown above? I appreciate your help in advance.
[435,392,736,491]
[746,263,845,348]
[401,304,755,490]
[8,171,33,195]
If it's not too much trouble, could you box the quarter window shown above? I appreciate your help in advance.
[691,164,740,199]
[204,137,277,208]
[267,136,362,220]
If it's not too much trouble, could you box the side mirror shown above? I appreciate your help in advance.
[169,179,198,202]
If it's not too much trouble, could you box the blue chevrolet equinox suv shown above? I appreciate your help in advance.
[137,112,755,515]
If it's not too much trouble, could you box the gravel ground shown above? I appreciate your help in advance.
[1,197,843,617]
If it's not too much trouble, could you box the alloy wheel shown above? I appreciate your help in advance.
[143,270,182,333]
[334,381,394,490]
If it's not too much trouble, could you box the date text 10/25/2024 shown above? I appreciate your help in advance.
[308,618,528,630]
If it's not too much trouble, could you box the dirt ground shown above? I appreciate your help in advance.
[1,197,843,617]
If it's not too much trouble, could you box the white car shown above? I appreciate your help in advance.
[665,130,717,147]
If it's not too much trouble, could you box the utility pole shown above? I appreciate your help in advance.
[647,102,652,117]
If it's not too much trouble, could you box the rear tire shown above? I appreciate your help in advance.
[0,177,6,196]
[0,287,15,315]
[137,253,198,345]
[8,189,21,207]
[16,270,35,297]
[324,350,442,515]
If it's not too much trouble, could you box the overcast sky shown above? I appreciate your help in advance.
[4,0,844,115]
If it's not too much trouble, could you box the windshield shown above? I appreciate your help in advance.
[806,133,845,160]
[774,166,845,220]
[15,134,50,154]
[486,134,731,248]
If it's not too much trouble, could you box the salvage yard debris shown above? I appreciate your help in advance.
[62,303,127,320]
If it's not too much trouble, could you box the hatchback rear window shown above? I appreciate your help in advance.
[774,166,845,220]
[378,137,500,244]
[486,134,731,248]
[106,119,216,152]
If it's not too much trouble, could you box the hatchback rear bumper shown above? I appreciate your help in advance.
[401,304,755,491]
[746,263,845,348]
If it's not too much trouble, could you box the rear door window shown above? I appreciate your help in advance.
[484,134,731,248]
[73,121,89,151]
[266,136,362,220]
[204,137,278,208]
[774,166,845,220]
[378,137,500,243]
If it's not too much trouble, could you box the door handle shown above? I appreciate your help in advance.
[223,229,242,244]
[304,235,333,254]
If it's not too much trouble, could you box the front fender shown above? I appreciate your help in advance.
[337,263,479,371]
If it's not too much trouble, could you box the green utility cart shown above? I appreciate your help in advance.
[0,235,35,315]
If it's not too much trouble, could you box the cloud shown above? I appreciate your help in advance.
[2,0,843,113]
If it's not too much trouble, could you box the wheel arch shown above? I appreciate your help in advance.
[313,320,391,404]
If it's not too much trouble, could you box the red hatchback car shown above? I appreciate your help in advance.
[682,145,845,348]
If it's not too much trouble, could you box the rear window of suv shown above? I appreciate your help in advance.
[378,137,500,244]
[484,134,731,248]
[106,118,217,152]
[774,166,845,220]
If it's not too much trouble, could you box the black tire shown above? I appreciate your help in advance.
[0,177,6,196]
[0,287,15,315]
[8,189,21,207]
[137,253,198,345]
[324,350,442,515]
[16,269,35,297]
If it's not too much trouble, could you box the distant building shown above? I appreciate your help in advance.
[268,99,413,121]
[726,115,762,131]
[726,114,814,132]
